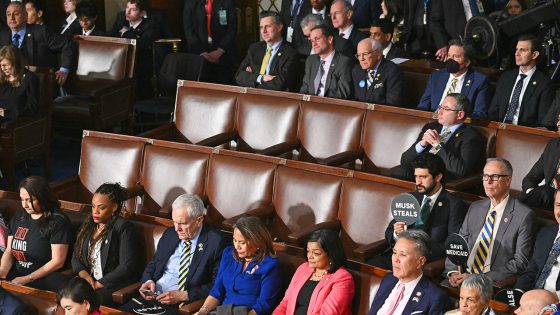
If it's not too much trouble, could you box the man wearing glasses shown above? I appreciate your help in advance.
[392,93,484,182]
[443,157,534,288]
[352,38,404,106]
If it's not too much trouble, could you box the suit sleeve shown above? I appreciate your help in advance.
[384,219,397,247]
[471,75,490,119]
[235,46,259,87]
[22,72,39,116]
[417,73,434,111]
[300,56,312,94]
[318,270,355,315]
[444,205,473,275]
[400,126,429,166]
[515,227,549,291]
[488,78,505,121]
[183,0,205,54]
[431,198,468,259]
[187,234,228,301]
[71,248,88,275]
[44,28,76,70]
[435,129,483,178]
[428,0,450,49]
[140,228,173,283]
[385,65,405,107]
[335,56,354,99]
[522,141,550,192]
[216,0,237,53]
[427,289,451,315]
[259,48,298,91]
[98,222,140,288]
[537,80,555,127]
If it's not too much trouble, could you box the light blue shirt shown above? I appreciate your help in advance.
[154,226,202,293]
[415,123,463,153]
[257,40,283,84]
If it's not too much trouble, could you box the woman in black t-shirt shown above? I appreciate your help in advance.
[0,176,71,291]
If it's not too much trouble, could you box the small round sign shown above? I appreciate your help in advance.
[390,193,420,225]
[445,233,470,266]
[494,288,524,307]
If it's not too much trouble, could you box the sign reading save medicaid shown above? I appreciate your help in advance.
[445,233,470,266]
[391,193,420,225]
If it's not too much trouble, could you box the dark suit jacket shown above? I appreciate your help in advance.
[400,122,484,181]
[0,24,76,69]
[0,288,28,315]
[300,51,353,99]
[516,224,559,291]
[235,40,299,91]
[384,190,468,260]
[386,44,409,60]
[61,17,82,36]
[429,0,494,49]
[71,218,140,289]
[417,68,490,119]
[368,273,449,315]
[345,26,368,49]
[444,197,535,281]
[352,58,405,106]
[523,138,560,192]
[280,0,311,48]
[488,68,554,128]
[183,0,237,65]
[140,224,227,301]
[352,0,382,29]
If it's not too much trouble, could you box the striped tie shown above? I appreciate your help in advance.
[178,241,192,308]
[471,210,496,274]
[366,69,375,89]
[446,78,458,95]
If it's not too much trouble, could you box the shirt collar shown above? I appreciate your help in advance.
[424,186,443,207]
[382,42,392,57]
[340,24,354,37]
[312,7,326,16]
[518,65,536,79]
[321,49,335,63]
[12,26,26,38]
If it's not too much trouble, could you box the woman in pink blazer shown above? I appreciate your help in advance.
[273,229,355,315]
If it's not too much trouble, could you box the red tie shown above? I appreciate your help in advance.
[206,0,212,38]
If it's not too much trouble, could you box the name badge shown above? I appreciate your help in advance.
[476,0,485,13]
[219,10,227,25]
[286,26,294,43]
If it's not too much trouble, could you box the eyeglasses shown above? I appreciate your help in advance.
[437,106,461,112]
[482,174,510,181]
[309,35,325,43]
[354,50,377,60]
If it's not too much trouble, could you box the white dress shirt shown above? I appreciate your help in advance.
[437,71,467,106]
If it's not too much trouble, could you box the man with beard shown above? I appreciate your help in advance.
[367,153,468,270]
[417,39,490,119]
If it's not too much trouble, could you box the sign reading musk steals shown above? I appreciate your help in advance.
[391,193,420,225]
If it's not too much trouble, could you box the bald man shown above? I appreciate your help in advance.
[515,290,558,315]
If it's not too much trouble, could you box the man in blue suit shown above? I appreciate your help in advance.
[0,288,28,315]
[417,39,490,119]
[368,230,450,315]
[121,194,228,314]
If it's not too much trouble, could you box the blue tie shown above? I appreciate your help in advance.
[535,237,560,289]
[504,74,527,123]
[469,0,480,16]
[12,33,20,48]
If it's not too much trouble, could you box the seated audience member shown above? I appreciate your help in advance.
[488,34,554,128]
[273,229,354,315]
[369,154,468,269]
[297,14,354,59]
[444,158,534,287]
[368,230,450,315]
[330,0,367,50]
[0,287,28,315]
[235,11,298,91]
[0,45,39,122]
[121,194,227,314]
[300,25,353,99]
[0,1,76,86]
[109,0,163,100]
[352,38,404,106]
[515,290,558,315]
[24,0,44,25]
[369,18,408,60]
[75,1,104,36]
[195,217,283,315]
[392,93,484,182]
[58,277,102,315]
[0,176,71,291]
[446,274,494,315]
[279,0,310,47]
[417,39,490,119]
[61,0,81,36]
[72,183,140,307]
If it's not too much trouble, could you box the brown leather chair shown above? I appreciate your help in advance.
[339,174,414,261]
[297,102,365,166]
[52,36,136,133]
[235,94,300,156]
[402,71,429,108]
[0,66,55,190]
[348,262,387,315]
[138,141,211,217]
[271,164,343,246]
[142,81,238,147]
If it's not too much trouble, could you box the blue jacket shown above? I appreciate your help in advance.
[209,246,283,315]
[417,68,490,119]
[0,288,28,315]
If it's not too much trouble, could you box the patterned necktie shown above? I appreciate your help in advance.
[469,0,481,15]
[429,128,452,154]
[535,236,560,289]
[12,33,20,48]
[178,241,193,307]
[366,69,375,89]
[315,60,326,96]
[415,197,431,230]
[504,74,527,123]
[471,210,496,274]
[446,78,458,95]
[259,46,272,75]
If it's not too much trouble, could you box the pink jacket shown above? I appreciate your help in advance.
[272,263,355,315]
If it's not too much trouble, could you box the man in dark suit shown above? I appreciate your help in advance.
[235,11,298,91]
[280,0,311,47]
[352,38,405,106]
[417,39,490,119]
[300,24,353,99]
[351,0,381,29]
[488,35,554,128]
[183,0,237,84]
[330,0,367,50]
[368,230,450,315]
[368,154,468,270]
[297,14,354,59]
[0,288,28,315]
[398,0,436,57]
[393,93,484,182]
[0,1,76,86]
[120,194,227,314]
[444,158,534,287]
[369,18,408,60]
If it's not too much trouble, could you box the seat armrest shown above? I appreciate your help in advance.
[222,206,275,230]
[197,131,238,147]
[139,123,178,140]
[112,282,141,304]
[446,174,482,191]
[158,205,173,218]
[424,259,445,278]
[320,149,363,166]
[179,300,205,314]
[493,275,518,289]
[287,220,341,246]
[258,140,300,157]
[353,240,388,262]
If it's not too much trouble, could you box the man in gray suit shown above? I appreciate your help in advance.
[444,157,534,287]
[300,24,353,99]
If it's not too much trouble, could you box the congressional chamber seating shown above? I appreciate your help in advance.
[52,36,137,133]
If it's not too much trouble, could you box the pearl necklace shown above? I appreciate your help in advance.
[311,270,327,281]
